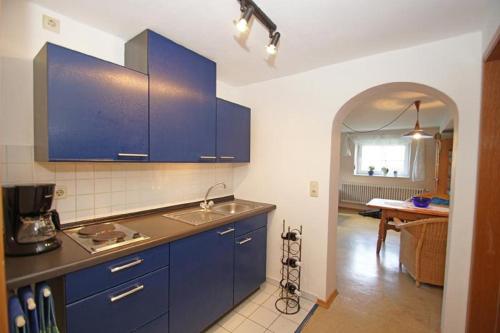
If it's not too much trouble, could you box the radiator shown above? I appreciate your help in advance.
[340,183,426,204]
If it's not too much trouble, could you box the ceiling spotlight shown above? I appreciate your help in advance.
[236,5,254,32]
[266,32,280,55]
[402,100,434,140]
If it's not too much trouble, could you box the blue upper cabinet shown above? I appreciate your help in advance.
[125,30,217,162]
[216,99,251,163]
[34,43,149,161]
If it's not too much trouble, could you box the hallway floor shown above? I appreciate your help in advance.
[303,211,443,333]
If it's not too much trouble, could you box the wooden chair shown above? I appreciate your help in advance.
[394,217,448,287]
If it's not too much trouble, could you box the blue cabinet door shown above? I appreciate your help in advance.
[43,43,149,161]
[66,267,169,333]
[148,31,217,162]
[216,99,251,163]
[234,227,267,304]
[169,225,235,333]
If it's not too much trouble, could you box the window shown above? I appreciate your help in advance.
[354,139,411,177]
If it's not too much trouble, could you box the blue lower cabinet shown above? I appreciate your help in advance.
[66,267,169,333]
[134,312,169,333]
[169,225,235,333]
[234,227,267,304]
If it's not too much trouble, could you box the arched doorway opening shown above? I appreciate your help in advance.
[325,82,458,330]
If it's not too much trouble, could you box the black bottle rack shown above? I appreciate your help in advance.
[275,220,303,315]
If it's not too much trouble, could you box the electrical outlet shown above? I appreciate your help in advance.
[43,14,60,33]
[309,181,319,197]
[55,185,66,199]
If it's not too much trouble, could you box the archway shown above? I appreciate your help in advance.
[325,82,458,329]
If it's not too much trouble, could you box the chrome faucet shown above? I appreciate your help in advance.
[200,182,226,210]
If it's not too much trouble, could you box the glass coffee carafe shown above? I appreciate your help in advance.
[16,211,60,244]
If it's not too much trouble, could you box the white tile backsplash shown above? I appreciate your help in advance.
[76,179,94,195]
[2,145,234,224]
[94,178,111,193]
[76,194,94,211]
[7,163,33,183]
[55,163,75,180]
[6,145,32,163]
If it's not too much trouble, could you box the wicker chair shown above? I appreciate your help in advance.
[394,217,449,287]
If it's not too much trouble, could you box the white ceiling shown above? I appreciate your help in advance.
[30,0,488,86]
[342,89,453,132]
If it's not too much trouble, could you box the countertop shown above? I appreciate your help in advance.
[5,198,276,289]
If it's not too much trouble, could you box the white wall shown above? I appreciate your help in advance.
[232,33,482,333]
[482,0,500,54]
[0,0,235,224]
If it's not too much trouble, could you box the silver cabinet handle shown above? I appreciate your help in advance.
[218,228,235,236]
[238,237,252,245]
[200,155,217,160]
[110,284,144,303]
[220,156,235,159]
[109,258,144,273]
[118,153,148,157]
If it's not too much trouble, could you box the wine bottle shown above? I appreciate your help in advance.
[282,281,301,296]
[281,231,301,241]
[282,257,302,268]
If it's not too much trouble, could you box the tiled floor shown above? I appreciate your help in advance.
[303,212,443,333]
[206,282,316,333]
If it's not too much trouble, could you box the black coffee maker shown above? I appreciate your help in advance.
[3,184,61,256]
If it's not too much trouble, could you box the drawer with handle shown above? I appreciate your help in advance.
[66,266,169,333]
[65,243,169,303]
[234,213,267,237]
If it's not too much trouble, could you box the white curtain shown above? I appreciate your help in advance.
[342,134,352,157]
[411,139,426,182]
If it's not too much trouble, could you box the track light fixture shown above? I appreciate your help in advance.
[236,6,254,32]
[236,0,281,55]
[266,32,280,55]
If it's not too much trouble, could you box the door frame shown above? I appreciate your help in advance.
[466,29,500,332]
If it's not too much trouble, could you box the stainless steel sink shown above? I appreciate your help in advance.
[163,201,260,226]
[164,209,226,226]
[212,202,257,215]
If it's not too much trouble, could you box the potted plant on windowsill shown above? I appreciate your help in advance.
[381,166,389,176]
[368,166,375,176]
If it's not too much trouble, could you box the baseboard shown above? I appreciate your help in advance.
[316,289,338,309]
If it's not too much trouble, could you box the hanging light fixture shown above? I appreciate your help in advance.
[235,0,281,55]
[402,100,434,139]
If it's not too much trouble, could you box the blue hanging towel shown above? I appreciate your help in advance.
[18,286,40,333]
[35,283,60,333]
[8,294,28,333]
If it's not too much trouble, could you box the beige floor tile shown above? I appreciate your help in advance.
[268,316,298,333]
[234,299,260,317]
[218,311,246,331]
[261,294,280,311]
[249,307,280,328]
[299,298,314,311]
[233,319,267,333]
[249,290,273,305]
[281,308,309,324]
[260,281,279,295]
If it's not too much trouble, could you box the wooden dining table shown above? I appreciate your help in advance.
[366,198,449,255]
